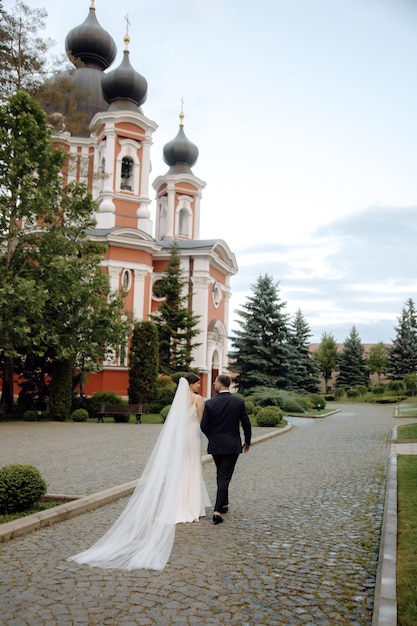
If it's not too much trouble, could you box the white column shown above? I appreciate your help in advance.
[97,129,116,228]
[108,267,120,293]
[133,269,148,320]
[165,183,176,239]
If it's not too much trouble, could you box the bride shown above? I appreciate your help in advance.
[68,374,210,571]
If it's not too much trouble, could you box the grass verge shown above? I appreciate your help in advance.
[397,453,417,626]
[0,501,63,524]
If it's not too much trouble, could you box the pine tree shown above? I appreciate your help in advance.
[387,298,417,380]
[289,309,320,392]
[315,332,338,392]
[229,274,294,393]
[336,326,369,388]
[128,321,159,406]
[151,243,201,374]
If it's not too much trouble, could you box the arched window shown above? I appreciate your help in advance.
[121,157,133,191]
[179,208,189,236]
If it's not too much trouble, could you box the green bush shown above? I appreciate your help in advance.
[334,388,345,400]
[256,406,283,427]
[160,405,171,422]
[282,398,305,413]
[307,393,326,410]
[244,400,258,417]
[347,386,361,398]
[71,408,89,422]
[89,391,123,419]
[294,396,311,411]
[149,379,176,413]
[372,383,386,395]
[0,464,47,514]
[251,387,287,409]
[23,410,38,421]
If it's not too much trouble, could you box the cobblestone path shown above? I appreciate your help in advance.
[0,403,396,625]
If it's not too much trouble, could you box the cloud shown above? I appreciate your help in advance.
[229,205,416,343]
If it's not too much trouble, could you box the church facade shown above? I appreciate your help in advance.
[56,2,237,398]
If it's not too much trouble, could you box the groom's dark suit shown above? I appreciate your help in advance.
[201,390,251,514]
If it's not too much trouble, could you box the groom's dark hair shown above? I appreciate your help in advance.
[216,374,231,388]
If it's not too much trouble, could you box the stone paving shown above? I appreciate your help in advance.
[0,404,407,625]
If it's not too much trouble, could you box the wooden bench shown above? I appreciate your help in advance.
[97,404,147,424]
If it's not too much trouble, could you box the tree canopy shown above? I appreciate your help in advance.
[229,274,296,393]
[151,243,201,374]
[387,298,417,380]
[336,326,369,389]
[0,91,129,412]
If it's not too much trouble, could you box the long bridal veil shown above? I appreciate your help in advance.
[68,377,193,571]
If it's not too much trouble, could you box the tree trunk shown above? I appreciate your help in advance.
[1,356,15,411]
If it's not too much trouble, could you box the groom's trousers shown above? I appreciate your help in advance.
[212,453,239,512]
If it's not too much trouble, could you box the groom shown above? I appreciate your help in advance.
[201,374,251,525]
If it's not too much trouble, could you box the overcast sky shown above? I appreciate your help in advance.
[7,0,417,344]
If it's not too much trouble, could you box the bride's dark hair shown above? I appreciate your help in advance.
[184,373,200,385]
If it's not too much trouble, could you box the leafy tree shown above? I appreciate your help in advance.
[0,92,129,413]
[128,321,159,406]
[151,243,201,374]
[229,274,294,393]
[289,309,320,392]
[314,332,338,392]
[367,341,389,383]
[387,298,417,380]
[336,326,369,389]
[404,373,417,397]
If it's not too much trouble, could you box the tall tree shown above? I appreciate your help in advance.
[0,0,52,102]
[0,1,89,133]
[387,298,417,380]
[0,92,129,414]
[336,326,369,389]
[128,321,159,406]
[367,341,389,383]
[314,332,338,392]
[229,274,294,393]
[289,309,320,392]
[151,243,201,374]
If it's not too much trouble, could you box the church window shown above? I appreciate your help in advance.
[179,208,189,236]
[121,269,132,292]
[121,157,133,191]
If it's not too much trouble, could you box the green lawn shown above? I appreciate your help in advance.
[396,423,417,625]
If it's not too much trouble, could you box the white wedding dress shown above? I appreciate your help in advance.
[68,378,210,571]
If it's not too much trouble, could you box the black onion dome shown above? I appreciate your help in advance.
[65,6,117,71]
[163,114,199,174]
[101,47,148,110]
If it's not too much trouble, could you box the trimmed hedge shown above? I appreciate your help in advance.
[0,464,47,514]
[256,406,283,427]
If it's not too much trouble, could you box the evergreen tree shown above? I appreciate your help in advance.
[0,0,52,102]
[336,326,369,388]
[229,274,294,393]
[151,243,201,374]
[387,298,417,380]
[314,332,338,392]
[128,321,159,406]
[289,309,320,392]
[367,341,389,383]
[0,1,89,133]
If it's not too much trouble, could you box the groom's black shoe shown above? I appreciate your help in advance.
[212,514,224,525]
